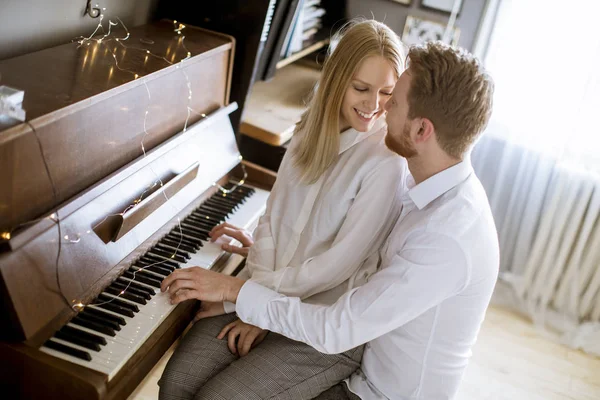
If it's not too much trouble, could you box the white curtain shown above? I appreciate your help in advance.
[471,0,600,355]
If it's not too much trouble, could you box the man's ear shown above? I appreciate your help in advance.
[414,118,435,144]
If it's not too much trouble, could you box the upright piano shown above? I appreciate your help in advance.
[0,20,275,399]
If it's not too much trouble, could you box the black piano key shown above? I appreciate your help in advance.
[217,193,245,204]
[213,191,245,203]
[204,196,233,208]
[210,198,241,211]
[55,330,102,352]
[180,223,210,238]
[112,279,153,300]
[199,204,230,217]
[133,263,172,277]
[61,325,107,345]
[128,266,165,282]
[148,248,187,263]
[136,258,175,272]
[166,233,201,248]
[236,184,255,193]
[77,309,122,331]
[160,234,197,248]
[175,227,207,242]
[204,201,233,213]
[95,301,135,318]
[122,270,162,288]
[206,197,238,210]
[228,184,253,196]
[104,285,147,305]
[155,243,190,259]
[142,254,179,269]
[185,216,216,231]
[219,183,246,193]
[160,238,197,254]
[191,210,222,222]
[71,316,116,336]
[97,293,140,313]
[184,216,214,230]
[115,277,155,297]
[188,213,218,227]
[45,339,92,361]
[197,207,227,219]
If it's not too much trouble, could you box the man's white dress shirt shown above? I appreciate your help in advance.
[224,119,405,313]
[235,159,500,400]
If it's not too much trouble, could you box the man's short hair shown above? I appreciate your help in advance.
[407,41,494,159]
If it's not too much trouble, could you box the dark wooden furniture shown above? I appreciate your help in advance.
[0,20,275,400]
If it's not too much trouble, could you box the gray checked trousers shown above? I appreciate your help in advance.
[158,313,364,400]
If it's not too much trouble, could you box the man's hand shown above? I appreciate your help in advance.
[193,301,226,322]
[209,222,254,257]
[217,318,268,357]
[161,267,245,304]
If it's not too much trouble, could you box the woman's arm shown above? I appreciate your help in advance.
[251,156,405,299]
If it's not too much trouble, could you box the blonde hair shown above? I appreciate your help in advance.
[406,41,494,159]
[293,19,405,184]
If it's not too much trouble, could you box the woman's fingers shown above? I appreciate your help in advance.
[227,328,240,355]
[217,321,236,340]
[221,243,249,257]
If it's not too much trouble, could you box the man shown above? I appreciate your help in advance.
[161,41,498,399]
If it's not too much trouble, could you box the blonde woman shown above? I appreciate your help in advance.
[159,20,407,400]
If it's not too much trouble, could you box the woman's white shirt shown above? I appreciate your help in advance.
[224,118,405,311]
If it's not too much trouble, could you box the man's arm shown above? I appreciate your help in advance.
[236,233,470,354]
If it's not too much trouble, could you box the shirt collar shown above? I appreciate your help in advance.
[407,158,474,210]
[339,118,386,155]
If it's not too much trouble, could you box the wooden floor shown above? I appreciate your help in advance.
[128,306,600,400]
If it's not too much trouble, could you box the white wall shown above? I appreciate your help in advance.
[346,0,487,51]
[0,0,159,60]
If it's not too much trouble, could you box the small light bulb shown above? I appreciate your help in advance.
[201,113,206,118]
[146,50,150,54]
[174,20,178,24]
[134,74,139,79]
[0,232,11,240]
[116,38,120,41]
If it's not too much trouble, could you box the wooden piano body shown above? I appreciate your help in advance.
[0,20,275,399]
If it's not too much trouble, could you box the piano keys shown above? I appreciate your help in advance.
[40,183,269,380]
[0,20,276,400]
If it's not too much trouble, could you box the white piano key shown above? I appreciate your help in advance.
[40,346,113,375]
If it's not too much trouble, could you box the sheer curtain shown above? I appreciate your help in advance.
[471,0,600,355]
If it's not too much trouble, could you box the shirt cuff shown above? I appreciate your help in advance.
[235,280,282,328]
[223,301,236,314]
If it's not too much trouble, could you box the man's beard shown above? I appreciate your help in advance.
[385,122,417,158]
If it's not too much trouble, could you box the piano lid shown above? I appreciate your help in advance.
[0,20,233,129]
[0,20,235,235]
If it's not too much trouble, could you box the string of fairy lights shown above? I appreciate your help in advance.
[0,4,248,311]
